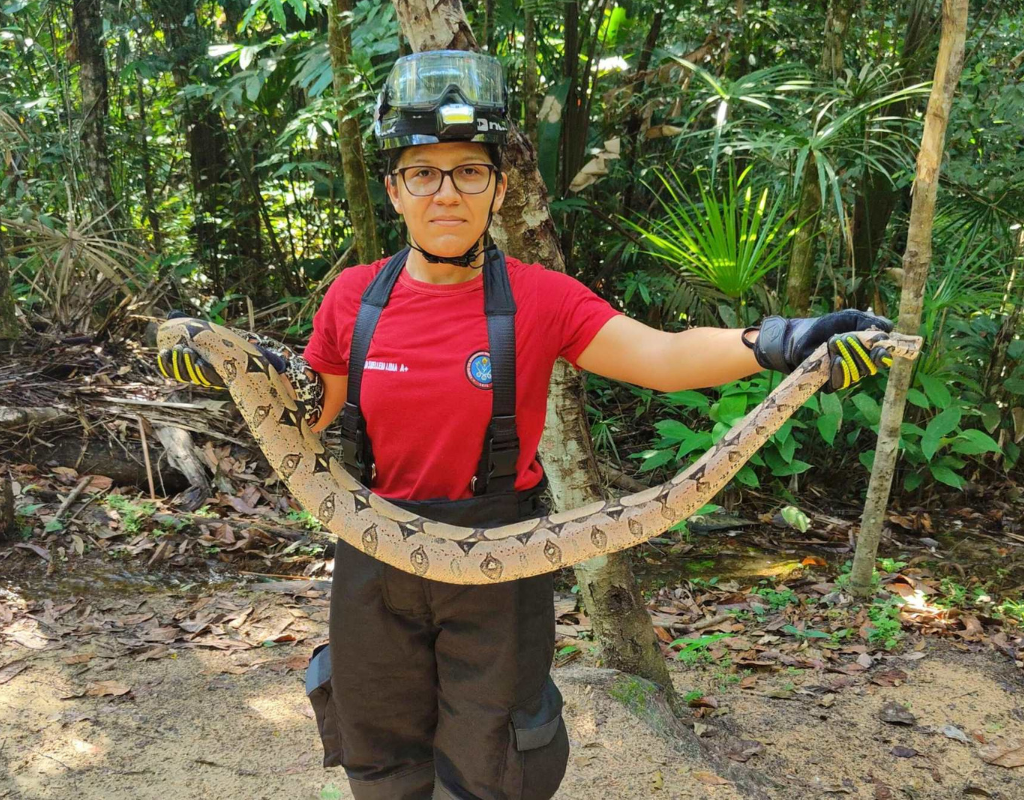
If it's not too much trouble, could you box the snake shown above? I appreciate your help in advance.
[157,317,922,585]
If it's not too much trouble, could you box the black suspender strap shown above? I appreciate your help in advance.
[338,248,410,484]
[472,246,519,495]
[337,245,521,496]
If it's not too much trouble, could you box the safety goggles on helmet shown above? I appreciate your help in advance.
[374,51,510,154]
[383,51,507,111]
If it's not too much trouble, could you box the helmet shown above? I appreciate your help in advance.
[374,51,511,269]
[374,50,510,155]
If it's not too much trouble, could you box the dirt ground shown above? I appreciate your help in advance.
[677,649,1024,798]
[2,556,1022,800]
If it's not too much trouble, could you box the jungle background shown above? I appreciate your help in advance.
[1,0,1023,797]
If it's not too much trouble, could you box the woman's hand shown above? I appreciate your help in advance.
[751,310,894,391]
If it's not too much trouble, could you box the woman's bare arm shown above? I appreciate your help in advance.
[575,315,761,392]
[310,372,348,433]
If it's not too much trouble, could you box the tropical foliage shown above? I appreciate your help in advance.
[2,0,1024,501]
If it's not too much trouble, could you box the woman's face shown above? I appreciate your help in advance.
[385,141,507,259]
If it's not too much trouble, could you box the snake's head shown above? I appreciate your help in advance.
[870,330,924,362]
[156,316,217,352]
[157,315,197,351]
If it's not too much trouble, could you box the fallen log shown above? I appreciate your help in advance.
[154,425,212,509]
[0,406,72,427]
[20,434,189,494]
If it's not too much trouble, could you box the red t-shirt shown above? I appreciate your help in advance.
[303,254,622,501]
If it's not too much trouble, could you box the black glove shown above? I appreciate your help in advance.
[157,310,286,389]
[749,310,894,391]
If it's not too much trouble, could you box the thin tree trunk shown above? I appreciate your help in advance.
[0,468,14,542]
[850,0,938,280]
[392,0,674,695]
[73,0,115,214]
[560,0,581,201]
[136,74,163,251]
[983,230,1024,399]
[189,107,231,292]
[152,0,234,292]
[735,0,748,75]
[329,0,381,265]
[821,0,856,79]
[560,0,611,262]
[785,0,863,313]
[523,5,539,148]
[481,0,493,51]
[620,11,664,220]
[851,0,968,596]
[0,231,18,340]
[784,154,822,313]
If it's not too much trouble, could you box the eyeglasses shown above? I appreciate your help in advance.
[391,164,497,197]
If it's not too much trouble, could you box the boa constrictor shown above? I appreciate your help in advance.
[158,318,922,585]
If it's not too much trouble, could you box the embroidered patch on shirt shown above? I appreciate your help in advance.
[465,351,492,390]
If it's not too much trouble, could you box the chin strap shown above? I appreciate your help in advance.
[405,184,498,270]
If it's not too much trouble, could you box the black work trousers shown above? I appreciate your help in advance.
[307,481,569,800]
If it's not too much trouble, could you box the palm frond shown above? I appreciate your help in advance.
[620,165,797,300]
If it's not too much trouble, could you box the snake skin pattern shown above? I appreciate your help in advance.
[238,331,325,427]
[157,317,922,585]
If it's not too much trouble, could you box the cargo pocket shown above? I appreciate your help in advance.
[505,676,570,800]
[305,643,344,768]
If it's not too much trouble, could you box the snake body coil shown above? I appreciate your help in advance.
[158,318,921,584]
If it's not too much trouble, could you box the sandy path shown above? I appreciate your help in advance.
[2,568,1021,799]
[0,583,738,800]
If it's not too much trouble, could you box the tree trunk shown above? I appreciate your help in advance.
[784,154,822,314]
[541,361,673,688]
[73,0,115,215]
[329,0,381,265]
[136,74,163,251]
[560,0,581,201]
[186,104,232,292]
[850,0,938,280]
[481,0,493,51]
[0,231,18,340]
[851,169,903,286]
[522,5,539,148]
[851,0,968,597]
[821,0,856,79]
[0,468,14,542]
[392,0,476,51]
[984,231,1024,398]
[734,0,748,75]
[559,0,611,263]
[785,0,863,313]
[392,0,673,694]
[620,11,664,221]
[152,0,234,292]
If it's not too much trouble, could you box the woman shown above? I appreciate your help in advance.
[159,51,891,800]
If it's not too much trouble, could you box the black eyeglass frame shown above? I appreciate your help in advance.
[390,163,499,197]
